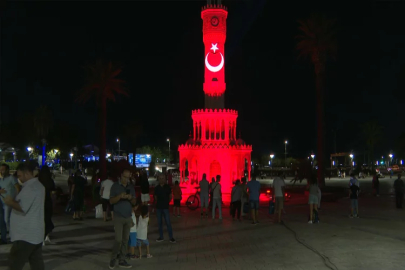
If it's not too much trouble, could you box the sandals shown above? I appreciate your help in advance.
[147,254,153,259]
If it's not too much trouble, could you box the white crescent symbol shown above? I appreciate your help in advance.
[205,52,224,73]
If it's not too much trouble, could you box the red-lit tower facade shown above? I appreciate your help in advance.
[178,2,252,195]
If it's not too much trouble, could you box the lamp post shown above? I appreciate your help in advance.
[349,153,354,168]
[389,153,393,167]
[116,138,120,157]
[311,153,315,166]
[69,153,74,169]
[284,140,288,168]
[167,138,170,164]
[27,147,32,160]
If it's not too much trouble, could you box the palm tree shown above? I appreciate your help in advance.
[361,120,383,168]
[296,13,337,186]
[34,105,54,166]
[76,60,127,180]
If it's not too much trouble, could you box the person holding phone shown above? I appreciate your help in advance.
[109,169,136,269]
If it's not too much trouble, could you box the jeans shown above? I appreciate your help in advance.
[111,216,132,261]
[231,200,241,219]
[156,209,173,239]
[0,200,7,243]
[212,198,222,219]
[9,240,44,270]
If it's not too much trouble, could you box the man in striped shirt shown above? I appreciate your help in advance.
[4,162,45,270]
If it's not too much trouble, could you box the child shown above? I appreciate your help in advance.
[127,203,139,259]
[173,181,182,217]
[349,183,360,218]
[137,205,152,259]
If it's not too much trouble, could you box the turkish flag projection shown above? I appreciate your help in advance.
[203,42,226,96]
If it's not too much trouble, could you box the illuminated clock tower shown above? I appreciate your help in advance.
[202,4,227,109]
[179,1,252,199]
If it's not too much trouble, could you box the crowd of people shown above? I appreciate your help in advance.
[2,160,405,270]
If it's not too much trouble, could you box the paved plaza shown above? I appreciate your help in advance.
[0,190,404,270]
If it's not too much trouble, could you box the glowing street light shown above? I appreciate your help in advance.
[311,153,315,159]
[270,154,274,168]
[27,147,32,152]
[116,138,120,156]
[70,153,74,159]
[349,154,354,168]
[54,149,59,153]
[284,140,288,167]
[167,138,171,164]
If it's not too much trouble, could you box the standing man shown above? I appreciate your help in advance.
[394,174,404,209]
[240,177,248,218]
[211,175,222,220]
[199,173,209,218]
[5,162,45,270]
[272,172,285,223]
[0,164,19,244]
[247,175,261,225]
[154,174,176,243]
[109,169,136,269]
[100,172,114,222]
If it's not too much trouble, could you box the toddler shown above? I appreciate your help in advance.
[137,205,152,258]
[127,203,139,260]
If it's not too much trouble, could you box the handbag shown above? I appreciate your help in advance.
[65,199,75,214]
[95,204,103,219]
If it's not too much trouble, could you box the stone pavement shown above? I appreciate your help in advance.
[1,194,405,270]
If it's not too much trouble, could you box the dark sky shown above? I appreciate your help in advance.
[2,0,405,160]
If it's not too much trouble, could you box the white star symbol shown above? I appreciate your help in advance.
[210,43,219,53]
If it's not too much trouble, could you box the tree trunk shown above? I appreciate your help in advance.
[99,97,107,181]
[313,53,326,187]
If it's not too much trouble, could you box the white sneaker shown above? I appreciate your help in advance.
[45,235,51,243]
[308,220,313,224]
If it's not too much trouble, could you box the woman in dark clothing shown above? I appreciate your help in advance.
[71,170,86,220]
[38,165,56,244]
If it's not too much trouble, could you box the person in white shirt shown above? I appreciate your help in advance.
[272,172,285,223]
[137,205,152,259]
[5,162,45,270]
[100,174,114,222]
[127,204,139,260]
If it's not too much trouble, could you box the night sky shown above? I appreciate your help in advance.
[2,0,405,160]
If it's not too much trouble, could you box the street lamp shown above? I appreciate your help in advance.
[167,138,170,164]
[349,154,354,167]
[284,140,288,168]
[311,153,315,166]
[270,154,274,168]
[27,147,33,160]
[389,153,393,167]
[116,138,120,157]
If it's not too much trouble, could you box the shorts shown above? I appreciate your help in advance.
[141,193,150,203]
[308,194,318,204]
[250,200,259,210]
[351,199,358,208]
[200,194,209,207]
[137,239,149,246]
[174,199,181,207]
[128,232,137,247]
[275,196,284,210]
[101,198,110,211]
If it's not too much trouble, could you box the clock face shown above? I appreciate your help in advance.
[211,16,219,26]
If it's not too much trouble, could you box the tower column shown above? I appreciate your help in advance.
[193,121,196,140]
